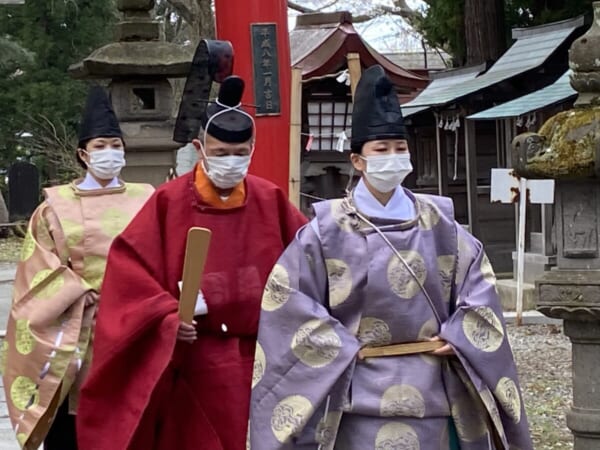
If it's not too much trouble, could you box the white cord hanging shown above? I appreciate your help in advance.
[335,69,351,86]
[516,116,524,128]
[525,113,537,130]
[336,131,348,152]
[305,134,314,151]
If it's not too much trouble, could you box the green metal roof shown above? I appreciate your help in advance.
[402,16,584,110]
[402,64,485,117]
[467,71,575,120]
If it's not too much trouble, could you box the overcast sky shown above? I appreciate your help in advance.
[288,0,427,52]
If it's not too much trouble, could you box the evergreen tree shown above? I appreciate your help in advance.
[418,0,595,66]
[0,0,116,178]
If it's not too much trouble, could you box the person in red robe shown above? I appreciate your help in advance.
[75,76,307,450]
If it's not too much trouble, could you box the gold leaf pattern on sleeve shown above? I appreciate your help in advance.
[331,199,357,233]
[380,385,426,418]
[455,231,472,287]
[252,342,266,389]
[451,394,488,443]
[325,259,353,307]
[437,255,456,302]
[29,270,65,300]
[15,320,35,355]
[417,199,441,231]
[495,377,522,424]
[82,255,108,291]
[462,306,504,353]
[262,264,291,312]
[20,231,36,262]
[10,376,39,411]
[358,317,392,346]
[387,251,427,300]
[291,320,342,368]
[270,395,314,443]
[61,218,84,248]
[100,208,132,239]
[375,422,420,450]
[480,253,497,287]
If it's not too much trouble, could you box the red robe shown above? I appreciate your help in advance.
[76,171,307,450]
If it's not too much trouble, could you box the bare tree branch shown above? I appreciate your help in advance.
[288,1,315,14]
[288,1,422,24]
[352,13,376,23]
[392,0,420,17]
[166,0,197,26]
[25,114,82,185]
[316,0,341,11]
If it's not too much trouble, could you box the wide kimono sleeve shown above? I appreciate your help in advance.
[274,186,309,246]
[2,202,96,449]
[439,224,533,450]
[249,224,361,450]
[76,192,181,450]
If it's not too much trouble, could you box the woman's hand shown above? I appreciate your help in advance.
[177,320,198,343]
[428,336,455,356]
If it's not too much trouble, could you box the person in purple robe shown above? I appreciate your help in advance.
[248,65,533,450]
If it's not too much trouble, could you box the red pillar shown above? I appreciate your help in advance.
[214,0,291,195]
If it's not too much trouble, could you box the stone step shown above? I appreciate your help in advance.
[530,232,545,255]
[497,279,537,311]
[510,252,556,285]
[503,310,562,325]
[0,269,15,285]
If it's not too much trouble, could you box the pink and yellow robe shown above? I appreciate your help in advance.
[0,180,153,449]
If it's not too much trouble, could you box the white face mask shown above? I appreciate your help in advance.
[361,153,413,193]
[200,99,256,190]
[84,148,126,180]
[201,152,252,189]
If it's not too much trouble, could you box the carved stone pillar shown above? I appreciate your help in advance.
[511,3,600,448]
[565,320,600,449]
[69,0,192,186]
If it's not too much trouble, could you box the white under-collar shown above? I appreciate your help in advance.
[353,178,415,221]
[77,172,121,190]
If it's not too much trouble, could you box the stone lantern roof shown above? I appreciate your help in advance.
[69,0,192,79]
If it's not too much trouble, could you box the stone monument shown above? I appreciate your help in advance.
[512,3,600,448]
[69,0,192,186]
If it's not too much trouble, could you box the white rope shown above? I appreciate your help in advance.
[300,130,351,137]
[300,192,328,201]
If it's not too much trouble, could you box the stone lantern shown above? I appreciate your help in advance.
[69,0,192,186]
[511,3,600,448]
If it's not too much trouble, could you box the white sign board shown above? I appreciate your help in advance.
[491,169,555,204]
[490,168,555,325]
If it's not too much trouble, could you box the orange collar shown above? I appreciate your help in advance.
[194,164,246,209]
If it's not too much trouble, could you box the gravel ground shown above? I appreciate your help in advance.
[0,236,21,263]
[508,323,572,449]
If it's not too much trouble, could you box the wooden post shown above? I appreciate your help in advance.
[495,120,503,168]
[464,119,480,237]
[347,53,361,99]
[434,113,448,196]
[516,177,527,326]
[288,67,303,207]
